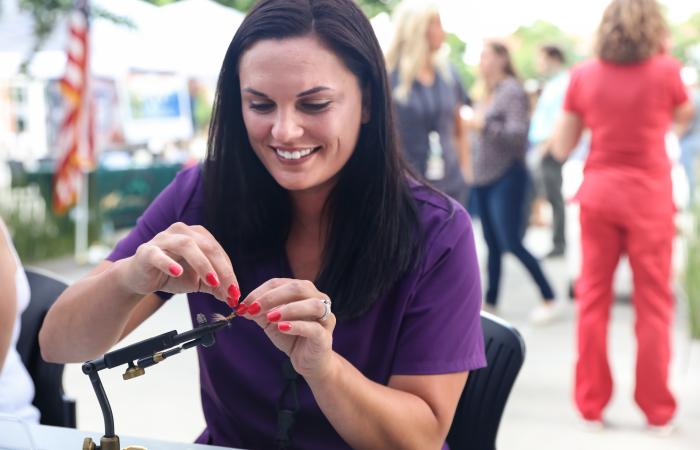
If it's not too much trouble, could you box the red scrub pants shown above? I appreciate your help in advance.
[575,205,676,426]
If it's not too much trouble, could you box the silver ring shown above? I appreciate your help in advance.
[319,298,332,322]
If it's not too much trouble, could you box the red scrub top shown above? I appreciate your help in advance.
[564,54,688,219]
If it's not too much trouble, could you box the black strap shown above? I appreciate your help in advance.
[417,75,443,133]
[276,358,300,450]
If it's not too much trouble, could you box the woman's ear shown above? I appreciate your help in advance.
[361,85,371,124]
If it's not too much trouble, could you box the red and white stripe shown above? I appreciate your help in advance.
[52,0,94,215]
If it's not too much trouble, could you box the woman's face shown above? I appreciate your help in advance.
[479,46,503,78]
[426,14,445,53]
[239,35,365,195]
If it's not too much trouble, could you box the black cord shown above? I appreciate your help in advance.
[275,358,300,450]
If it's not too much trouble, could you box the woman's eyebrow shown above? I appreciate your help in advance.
[242,86,332,98]
[297,86,332,97]
[242,87,269,98]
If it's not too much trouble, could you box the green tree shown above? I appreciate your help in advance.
[686,217,700,339]
[355,0,400,18]
[445,33,475,93]
[142,0,399,17]
[8,0,402,76]
[15,0,133,74]
[185,0,256,11]
[671,11,700,67]
[510,20,580,80]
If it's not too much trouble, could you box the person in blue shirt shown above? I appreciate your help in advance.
[679,68,700,205]
[529,45,569,258]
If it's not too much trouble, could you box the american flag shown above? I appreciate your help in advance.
[52,0,95,215]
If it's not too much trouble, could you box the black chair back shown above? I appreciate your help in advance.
[15,267,76,428]
[446,312,526,450]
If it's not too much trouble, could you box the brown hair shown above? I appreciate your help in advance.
[594,0,668,64]
[485,40,518,78]
[204,0,422,319]
[541,44,565,64]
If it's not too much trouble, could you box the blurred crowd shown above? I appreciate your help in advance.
[386,0,695,433]
[1,0,698,444]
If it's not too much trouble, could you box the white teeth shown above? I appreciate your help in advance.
[275,147,315,160]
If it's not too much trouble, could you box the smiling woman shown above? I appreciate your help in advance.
[38,1,486,449]
[239,36,364,193]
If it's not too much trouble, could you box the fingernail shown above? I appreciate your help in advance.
[228,283,241,301]
[168,264,182,276]
[247,302,261,315]
[226,296,238,308]
[267,310,281,322]
[278,322,292,332]
[236,303,248,315]
[206,272,220,287]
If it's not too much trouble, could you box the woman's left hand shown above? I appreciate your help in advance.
[237,278,336,380]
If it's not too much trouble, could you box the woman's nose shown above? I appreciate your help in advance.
[271,110,304,142]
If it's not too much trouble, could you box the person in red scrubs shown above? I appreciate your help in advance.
[553,0,694,433]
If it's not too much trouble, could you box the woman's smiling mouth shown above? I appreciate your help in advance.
[273,146,322,162]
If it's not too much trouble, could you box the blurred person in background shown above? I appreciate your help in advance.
[679,67,700,205]
[554,0,694,432]
[386,0,471,208]
[529,44,570,258]
[467,41,559,324]
[0,217,39,423]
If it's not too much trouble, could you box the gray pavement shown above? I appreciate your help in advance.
[484,225,699,450]
[32,223,699,449]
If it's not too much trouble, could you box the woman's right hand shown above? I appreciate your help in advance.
[466,111,486,131]
[117,222,240,307]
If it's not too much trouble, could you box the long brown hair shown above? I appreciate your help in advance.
[594,0,668,64]
[204,0,421,320]
[486,40,518,79]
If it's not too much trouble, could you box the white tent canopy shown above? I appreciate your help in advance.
[0,0,243,79]
[158,0,243,78]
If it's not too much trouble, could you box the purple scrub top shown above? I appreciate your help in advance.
[107,165,485,449]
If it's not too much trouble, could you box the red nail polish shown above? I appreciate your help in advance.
[227,296,238,309]
[278,322,292,332]
[206,272,220,287]
[228,284,240,302]
[247,302,261,315]
[168,264,182,276]
[236,303,248,315]
[267,310,281,322]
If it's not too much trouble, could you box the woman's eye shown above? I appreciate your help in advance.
[249,102,274,112]
[301,101,331,112]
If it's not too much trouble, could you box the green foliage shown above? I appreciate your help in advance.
[192,94,213,132]
[671,12,700,67]
[356,0,400,18]
[15,0,133,74]
[445,33,475,92]
[511,20,581,80]
[685,209,700,339]
[142,0,399,17]
[1,187,74,262]
[18,0,73,73]
[195,0,257,11]
[145,0,181,5]
[2,209,74,263]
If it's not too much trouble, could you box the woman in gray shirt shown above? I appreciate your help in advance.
[467,41,558,324]
[386,2,470,207]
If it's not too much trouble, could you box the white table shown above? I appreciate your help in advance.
[0,421,239,450]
